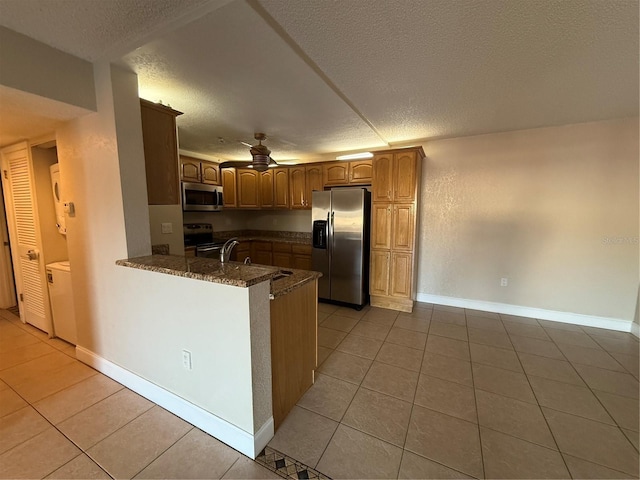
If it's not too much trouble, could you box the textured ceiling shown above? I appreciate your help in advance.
[0,0,637,160]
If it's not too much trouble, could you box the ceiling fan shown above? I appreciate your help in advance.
[219,133,277,172]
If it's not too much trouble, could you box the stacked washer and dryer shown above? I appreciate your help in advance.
[46,164,77,344]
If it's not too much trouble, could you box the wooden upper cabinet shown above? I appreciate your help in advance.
[373,150,418,202]
[274,168,290,209]
[260,170,274,208]
[393,151,417,202]
[180,156,220,185]
[323,162,349,186]
[372,153,394,202]
[297,164,324,209]
[180,156,201,182]
[201,161,220,185]
[306,165,323,206]
[140,99,182,205]
[237,169,260,208]
[323,160,372,186]
[221,168,237,207]
[289,166,307,209]
[349,160,372,184]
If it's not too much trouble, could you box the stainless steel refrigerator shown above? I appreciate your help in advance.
[312,188,371,309]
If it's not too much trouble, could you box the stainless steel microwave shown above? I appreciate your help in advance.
[182,182,224,212]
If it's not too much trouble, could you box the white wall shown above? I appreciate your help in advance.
[418,118,639,323]
[149,205,185,254]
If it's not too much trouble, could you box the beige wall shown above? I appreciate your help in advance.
[418,118,639,322]
[0,26,95,111]
[55,62,272,452]
[149,205,185,255]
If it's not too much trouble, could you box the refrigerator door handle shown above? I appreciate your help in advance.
[327,212,332,265]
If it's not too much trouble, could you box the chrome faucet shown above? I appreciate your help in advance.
[220,238,239,263]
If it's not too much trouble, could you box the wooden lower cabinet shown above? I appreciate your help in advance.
[229,239,311,268]
[370,249,390,296]
[390,252,412,298]
[272,242,293,268]
[251,241,272,265]
[231,243,250,262]
[370,249,415,312]
[270,280,317,430]
[292,244,312,270]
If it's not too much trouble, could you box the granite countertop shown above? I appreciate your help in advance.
[116,255,320,298]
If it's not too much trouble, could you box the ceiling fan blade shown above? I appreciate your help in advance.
[219,160,253,168]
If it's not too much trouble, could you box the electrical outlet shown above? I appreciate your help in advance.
[182,350,192,370]
[161,222,173,234]
[500,277,508,287]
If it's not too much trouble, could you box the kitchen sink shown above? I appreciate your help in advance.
[272,270,293,281]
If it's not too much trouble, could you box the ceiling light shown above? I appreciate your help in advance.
[336,152,373,161]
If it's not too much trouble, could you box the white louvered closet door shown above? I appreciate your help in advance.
[1,143,48,331]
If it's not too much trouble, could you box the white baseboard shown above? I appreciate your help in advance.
[75,346,273,459]
[631,322,640,339]
[416,293,633,332]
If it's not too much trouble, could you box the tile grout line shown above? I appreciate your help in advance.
[466,308,486,480]
[509,316,580,479]
[397,305,433,479]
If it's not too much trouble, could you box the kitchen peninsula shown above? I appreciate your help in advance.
[112,254,320,458]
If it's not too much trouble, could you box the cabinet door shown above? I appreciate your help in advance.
[369,249,390,296]
[390,252,412,298]
[323,162,349,186]
[251,241,273,266]
[305,165,323,208]
[371,203,391,250]
[393,151,417,202]
[273,252,293,268]
[180,157,201,182]
[289,167,306,209]
[349,160,372,184]
[201,161,220,185]
[391,204,415,251]
[232,243,251,262]
[292,254,312,270]
[237,169,260,208]
[372,153,393,202]
[221,168,237,207]
[260,170,274,208]
[274,168,290,208]
[140,100,181,205]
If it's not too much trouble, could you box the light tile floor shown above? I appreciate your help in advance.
[2,304,639,479]
[269,302,640,479]
[0,309,281,480]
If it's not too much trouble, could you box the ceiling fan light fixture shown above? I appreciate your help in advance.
[251,154,270,171]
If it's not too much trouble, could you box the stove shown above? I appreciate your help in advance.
[183,223,227,258]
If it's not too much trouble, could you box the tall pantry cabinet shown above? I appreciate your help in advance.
[369,147,424,312]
